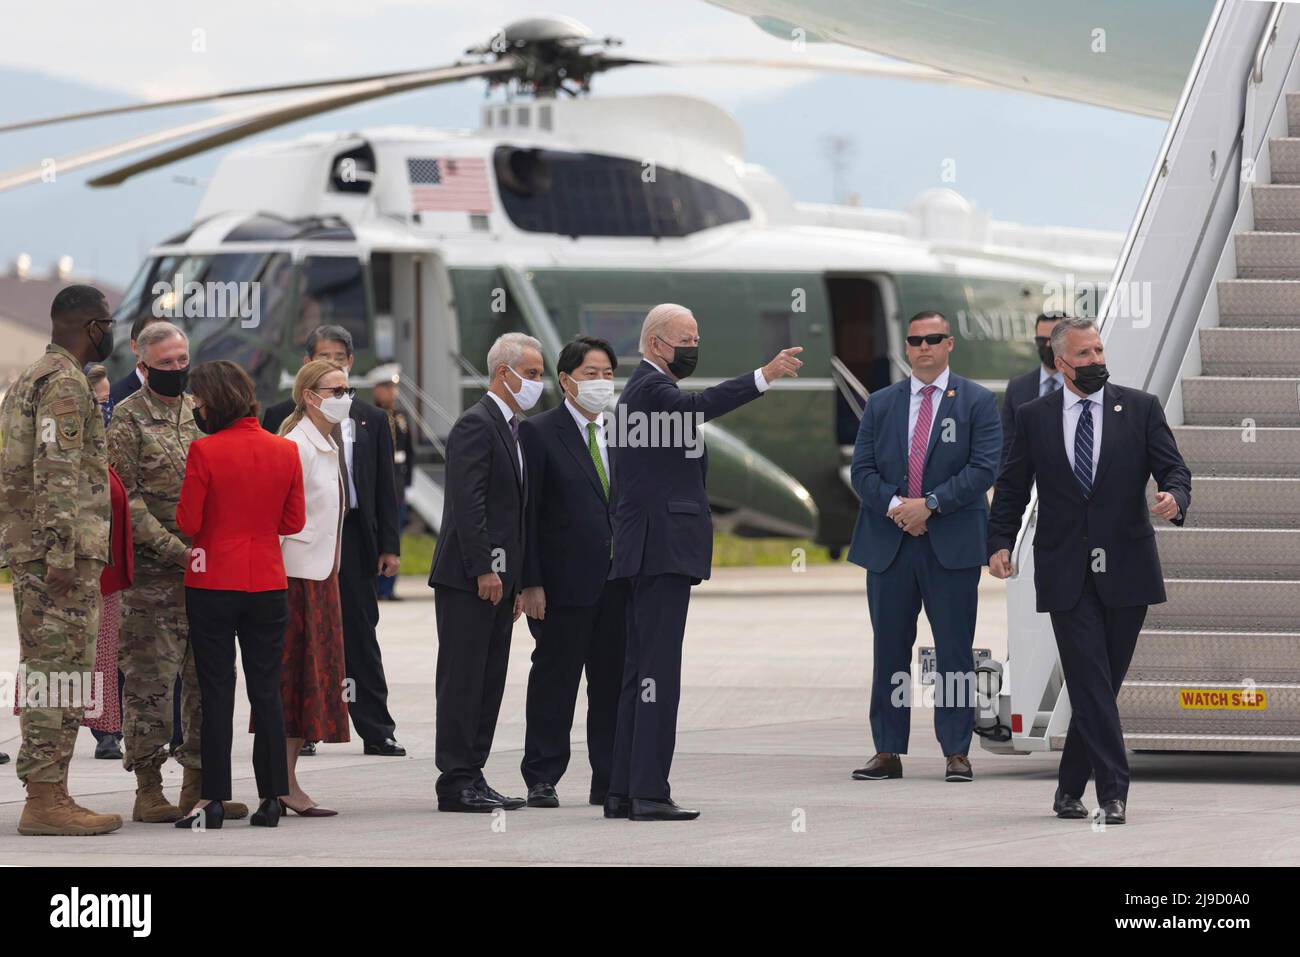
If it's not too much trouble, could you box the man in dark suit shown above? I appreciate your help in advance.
[429,332,544,812]
[1000,312,1066,467]
[988,317,1191,825]
[518,336,626,809]
[263,325,405,756]
[606,304,803,822]
[847,311,1001,785]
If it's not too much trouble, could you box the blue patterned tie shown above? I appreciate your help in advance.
[1073,400,1094,495]
[1042,376,1061,398]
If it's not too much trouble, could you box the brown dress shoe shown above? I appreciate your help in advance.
[945,754,973,782]
[852,753,903,780]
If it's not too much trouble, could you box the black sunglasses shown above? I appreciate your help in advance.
[312,386,356,399]
[906,333,951,347]
[1034,336,1052,347]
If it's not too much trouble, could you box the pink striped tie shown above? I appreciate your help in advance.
[907,385,938,499]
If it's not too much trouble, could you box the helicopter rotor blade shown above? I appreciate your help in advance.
[0,59,517,194]
[619,54,988,89]
[0,67,453,135]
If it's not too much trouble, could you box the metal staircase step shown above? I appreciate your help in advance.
[1118,681,1300,735]
[1286,91,1300,137]
[1118,732,1300,752]
[1155,527,1300,579]
[1147,579,1300,631]
[1130,629,1300,682]
[1199,326,1300,374]
[1173,425,1300,476]
[1252,183,1300,230]
[1235,231,1300,277]
[1269,137,1300,184]
[1181,376,1300,425]
[1181,476,1300,528]
[1218,279,1300,327]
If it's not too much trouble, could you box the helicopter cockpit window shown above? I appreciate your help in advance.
[294,256,369,351]
[495,146,749,238]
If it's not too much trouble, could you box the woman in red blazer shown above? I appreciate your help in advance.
[175,360,305,830]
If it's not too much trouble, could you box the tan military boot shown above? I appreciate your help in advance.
[132,765,182,823]
[17,781,123,836]
[179,767,248,820]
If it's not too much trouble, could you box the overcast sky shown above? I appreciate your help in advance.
[0,0,1177,283]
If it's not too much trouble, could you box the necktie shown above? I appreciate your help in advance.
[587,421,609,499]
[508,415,522,483]
[332,424,351,512]
[1073,400,1094,495]
[907,385,938,499]
[1042,376,1061,398]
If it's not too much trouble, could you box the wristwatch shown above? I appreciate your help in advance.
[925,493,940,514]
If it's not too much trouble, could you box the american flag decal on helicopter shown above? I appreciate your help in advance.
[407,156,492,213]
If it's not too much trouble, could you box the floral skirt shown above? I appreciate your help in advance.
[252,574,350,743]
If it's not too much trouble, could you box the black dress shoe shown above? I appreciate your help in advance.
[175,801,224,830]
[1101,799,1127,825]
[603,795,630,819]
[527,783,559,808]
[589,791,606,807]
[630,798,700,821]
[94,735,123,761]
[478,782,525,810]
[1053,788,1089,819]
[0,751,9,765]
[438,788,502,813]
[249,797,282,827]
[363,737,406,757]
[299,741,316,757]
[852,753,902,780]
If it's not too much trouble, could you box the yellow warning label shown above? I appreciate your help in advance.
[1178,688,1268,711]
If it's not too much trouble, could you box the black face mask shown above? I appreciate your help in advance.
[192,408,214,434]
[1066,361,1109,395]
[1037,342,1055,367]
[659,337,699,379]
[88,321,114,362]
[145,364,189,398]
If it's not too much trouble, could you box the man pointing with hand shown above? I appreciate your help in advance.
[604,304,802,822]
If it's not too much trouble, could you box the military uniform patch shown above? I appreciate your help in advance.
[58,415,81,441]
[50,396,79,416]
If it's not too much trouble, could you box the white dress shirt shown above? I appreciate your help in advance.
[338,416,359,508]
[486,390,524,474]
[889,366,951,511]
[639,356,771,393]
[565,398,609,476]
[1039,367,1064,397]
[1062,387,1103,475]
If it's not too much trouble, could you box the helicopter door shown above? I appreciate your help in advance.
[827,276,890,446]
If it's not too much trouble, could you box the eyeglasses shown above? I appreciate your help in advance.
[906,334,951,347]
[311,386,356,399]
[1034,336,1052,347]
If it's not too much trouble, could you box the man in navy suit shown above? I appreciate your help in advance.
[518,336,626,809]
[605,304,803,821]
[106,314,166,418]
[988,317,1190,825]
[1000,312,1066,468]
[847,311,1001,784]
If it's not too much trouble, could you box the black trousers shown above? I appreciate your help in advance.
[434,584,515,800]
[1049,571,1147,804]
[185,587,290,801]
[608,573,692,802]
[339,511,397,744]
[520,579,628,797]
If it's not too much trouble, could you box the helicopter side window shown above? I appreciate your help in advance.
[294,256,370,351]
[495,146,749,238]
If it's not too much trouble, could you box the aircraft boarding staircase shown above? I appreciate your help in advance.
[986,0,1300,756]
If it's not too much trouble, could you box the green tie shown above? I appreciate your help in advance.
[587,421,609,499]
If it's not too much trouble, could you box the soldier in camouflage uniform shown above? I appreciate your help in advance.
[108,320,249,821]
[0,285,121,836]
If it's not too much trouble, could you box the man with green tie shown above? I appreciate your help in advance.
[517,336,627,810]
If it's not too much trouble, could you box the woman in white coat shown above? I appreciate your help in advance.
[272,358,353,816]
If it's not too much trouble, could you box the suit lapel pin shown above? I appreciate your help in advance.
[1114,404,1122,412]
[946,389,956,398]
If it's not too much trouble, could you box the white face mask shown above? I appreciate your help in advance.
[316,393,353,424]
[505,366,543,411]
[568,376,614,415]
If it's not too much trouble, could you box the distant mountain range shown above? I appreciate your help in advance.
[0,64,1163,286]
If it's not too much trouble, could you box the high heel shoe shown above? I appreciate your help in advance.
[279,798,338,817]
[249,797,282,827]
[174,800,223,830]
